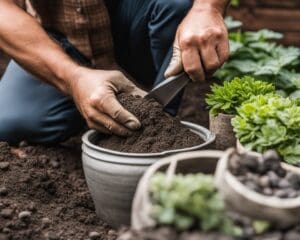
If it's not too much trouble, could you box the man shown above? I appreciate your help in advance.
[0,0,229,144]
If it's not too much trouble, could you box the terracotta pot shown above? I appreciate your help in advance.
[215,149,300,227]
[209,113,236,150]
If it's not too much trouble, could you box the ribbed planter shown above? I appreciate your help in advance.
[82,121,215,228]
[209,113,236,150]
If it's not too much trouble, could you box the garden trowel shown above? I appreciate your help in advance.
[145,72,190,107]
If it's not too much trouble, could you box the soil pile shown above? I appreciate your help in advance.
[0,141,117,240]
[97,94,203,153]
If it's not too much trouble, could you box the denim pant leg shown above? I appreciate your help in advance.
[105,0,192,114]
[0,61,84,144]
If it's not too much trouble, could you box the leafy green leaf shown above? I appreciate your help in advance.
[232,94,300,164]
[206,76,275,116]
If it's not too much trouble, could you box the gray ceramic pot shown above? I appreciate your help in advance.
[81,121,215,228]
[210,113,236,150]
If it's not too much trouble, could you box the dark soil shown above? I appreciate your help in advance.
[229,150,300,198]
[97,93,203,153]
[0,141,117,240]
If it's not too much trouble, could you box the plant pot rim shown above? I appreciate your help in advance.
[210,112,235,118]
[82,121,215,159]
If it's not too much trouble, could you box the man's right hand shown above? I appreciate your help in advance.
[70,68,146,136]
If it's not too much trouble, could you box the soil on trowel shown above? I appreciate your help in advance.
[0,141,117,240]
[97,93,204,153]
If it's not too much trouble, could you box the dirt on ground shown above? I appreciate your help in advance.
[0,141,118,240]
[97,93,204,153]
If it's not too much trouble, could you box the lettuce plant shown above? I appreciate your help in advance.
[232,94,300,165]
[149,173,242,236]
[206,76,275,116]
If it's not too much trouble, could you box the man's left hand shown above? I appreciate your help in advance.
[165,6,229,81]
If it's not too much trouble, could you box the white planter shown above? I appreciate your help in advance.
[81,121,215,228]
[131,150,224,230]
[215,148,300,227]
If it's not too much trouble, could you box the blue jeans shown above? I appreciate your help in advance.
[0,0,192,144]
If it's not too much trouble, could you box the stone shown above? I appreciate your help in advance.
[50,160,60,168]
[0,209,13,219]
[268,171,280,188]
[0,187,8,196]
[0,162,9,170]
[89,231,101,240]
[45,232,60,240]
[18,211,32,222]
[278,179,291,189]
[259,176,270,188]
[286,172,300,189]
[42,217,51,227]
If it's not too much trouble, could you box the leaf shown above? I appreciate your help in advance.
[206,76,275,116]
[233,95,300,164]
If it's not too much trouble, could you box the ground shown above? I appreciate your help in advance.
[0,81,209,240]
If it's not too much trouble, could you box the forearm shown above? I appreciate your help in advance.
[0,0,80,95]
[193,0,230,15]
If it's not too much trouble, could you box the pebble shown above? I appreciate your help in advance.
[286,172,300,189]
[0,187,8,196]
[0,209,13,218]
[0,162,9,170]
[2,227,11,233]
[18,211,32,222]
[263,188,273,196]
[50,160,60,168]
[89,231,101,240]
[259,176,270,188]
[262,150,281,172]
[45,231,60,240]
[245,181,260,192]
[274,189,288,198]
[240,153,259,171]
[39,155,50,164]
[28,202,36,212]
[268,171,280,188]
[19,141,28,148]
[42,217,51,227]
[278,179,291,189]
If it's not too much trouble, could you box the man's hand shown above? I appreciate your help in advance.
[71,68,146,136]
[165,5,229,81]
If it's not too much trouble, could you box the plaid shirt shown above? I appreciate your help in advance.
[17,0,116,69]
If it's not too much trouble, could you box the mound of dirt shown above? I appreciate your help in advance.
[0,141,117,240]
[97,94,203,153]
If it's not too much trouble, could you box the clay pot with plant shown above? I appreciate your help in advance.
[232,94,300,166]
[206,76,275,150]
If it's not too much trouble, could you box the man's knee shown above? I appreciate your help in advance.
[0,111,83,145]
[155,0,192,16]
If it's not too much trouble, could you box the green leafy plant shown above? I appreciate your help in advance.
[149,173,242,236]
[232,94,300,165]
[217,20,300,98]
[206,76,275,116]
[230,0,240,7]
